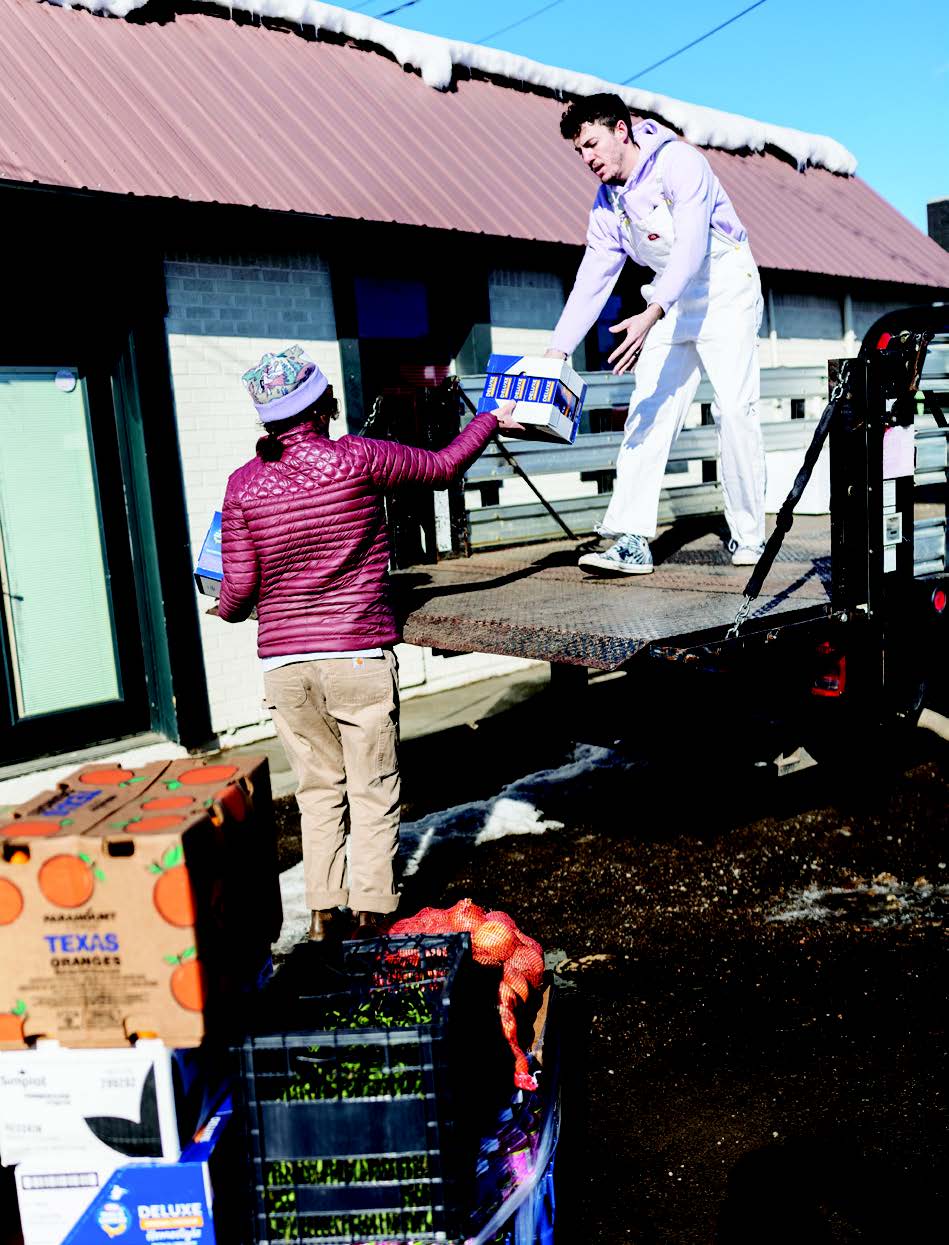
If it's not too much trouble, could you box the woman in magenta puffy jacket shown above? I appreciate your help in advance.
[218,347,513,940]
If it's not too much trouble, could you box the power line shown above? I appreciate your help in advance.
[621,0,769,84]
[374,0,426,15]
[477,0,567,46]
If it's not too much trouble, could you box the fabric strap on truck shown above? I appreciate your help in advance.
[727,363,851,638]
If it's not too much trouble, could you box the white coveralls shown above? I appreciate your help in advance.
[601,199,766,548]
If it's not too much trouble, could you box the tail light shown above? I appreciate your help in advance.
[811,640,847,698]
[933,588,946,614]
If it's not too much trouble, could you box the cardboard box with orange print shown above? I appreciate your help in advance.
[0,757,282,1049]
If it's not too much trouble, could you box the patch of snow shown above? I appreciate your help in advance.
[768,876,949,928]
[475,797,563,845]
[50,0,857,174]
[275,860,308,957]
[274,742,634,953]
[767,886,833,923]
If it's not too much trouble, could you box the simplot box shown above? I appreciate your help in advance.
[0,758,282,1048]
[477,353,587,444]
[0,1040,193,1169]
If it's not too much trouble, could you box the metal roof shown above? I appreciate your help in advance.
[4,0,948,287]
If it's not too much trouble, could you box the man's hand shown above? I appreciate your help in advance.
[544,349,568,361]
[494,399,528,435]
[607,305,664,375]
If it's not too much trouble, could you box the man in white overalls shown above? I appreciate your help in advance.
[546,94,765,574]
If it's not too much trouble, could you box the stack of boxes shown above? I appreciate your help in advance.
[0,756,281,1243]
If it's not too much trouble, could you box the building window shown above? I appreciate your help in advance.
[791,398,806,420]
[0,369,120,717]
[354,277,429,339]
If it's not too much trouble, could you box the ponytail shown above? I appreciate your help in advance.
[256,430,284,461]
[255,385,338,460]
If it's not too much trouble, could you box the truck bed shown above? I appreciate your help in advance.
[394,517,832,671]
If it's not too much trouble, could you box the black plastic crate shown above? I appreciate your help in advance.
[233,934,508,1244]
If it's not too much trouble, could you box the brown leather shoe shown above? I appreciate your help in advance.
[308,908,342,942]
[351,911,389,940]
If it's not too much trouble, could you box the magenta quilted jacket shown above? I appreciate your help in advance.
[217,412,498,654]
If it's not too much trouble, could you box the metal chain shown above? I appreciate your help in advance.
[827,372,847,408]
[725,594,753,641]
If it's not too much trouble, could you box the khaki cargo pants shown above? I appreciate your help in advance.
[263,652,401,915]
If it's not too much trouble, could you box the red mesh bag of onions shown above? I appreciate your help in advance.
[388,899,544,1090]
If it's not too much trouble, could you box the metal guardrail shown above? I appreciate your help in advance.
[462,365,837,487]
[467,483,725,547]
[459,364,949,559]
[914,517,947,577]
[916,425,949,487]
[465,420,837,483]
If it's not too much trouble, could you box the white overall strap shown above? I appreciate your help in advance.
[609,186,631,235]
[655,144,672,206]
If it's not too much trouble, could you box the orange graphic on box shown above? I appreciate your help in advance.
[0,1000,26,1042]
[150,845,196,928]
[39,853,104,908]
[165,948,206,1012]
[0,879,24,925]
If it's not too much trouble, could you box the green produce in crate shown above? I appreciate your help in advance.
[264,1154,437,1239]
[315,983,436,1030]
[280,1048,423,1101]
[265,1191,435,1241]
[265,1155,429,1188]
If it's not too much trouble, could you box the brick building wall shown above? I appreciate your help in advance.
[164,252,345,739]
[488,269,567,359]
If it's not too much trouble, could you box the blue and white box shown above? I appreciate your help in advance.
[14,1098,232,1245]
[477,354,587,444]
[193,512,223,599]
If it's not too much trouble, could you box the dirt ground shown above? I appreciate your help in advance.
[273,676,949,1245]
[3,679,944,1245]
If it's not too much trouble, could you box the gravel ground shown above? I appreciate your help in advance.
[272,680,949,1245]
[4,682,943,1245]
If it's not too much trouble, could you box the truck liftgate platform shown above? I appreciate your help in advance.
[394,519,831,671]
[387,306,948,750]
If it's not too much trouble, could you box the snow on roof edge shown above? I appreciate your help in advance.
[52,0,858,175]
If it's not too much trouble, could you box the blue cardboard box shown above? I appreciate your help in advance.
[194,512,257,619]
[193,512,223,599]
[15,1097,233,1245]
[477,354,586,444]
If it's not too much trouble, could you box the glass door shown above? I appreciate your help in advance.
[0,366,150,763]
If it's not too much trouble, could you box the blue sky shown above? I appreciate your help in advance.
[342,0,948,231]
